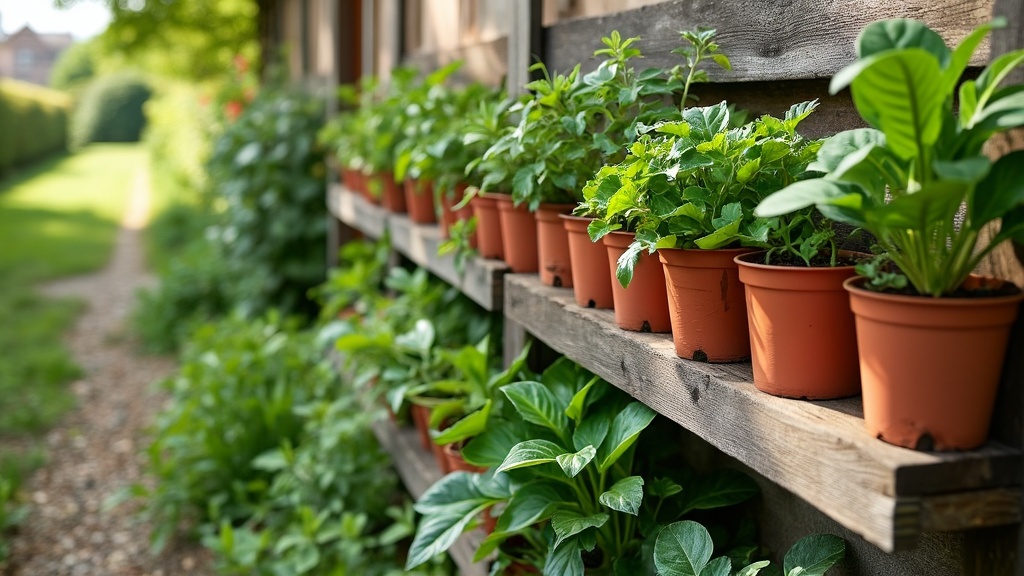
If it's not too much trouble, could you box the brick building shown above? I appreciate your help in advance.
[0,22,73,87]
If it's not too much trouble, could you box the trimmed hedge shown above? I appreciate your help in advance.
[70,73,152,149]
[0,80,71,176]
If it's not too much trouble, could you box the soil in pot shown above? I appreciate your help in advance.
[381,175,407,213]
[496,194,539,273]
[473,193,505,260]
[736,251,861,398]
[404,179,437,224]
[603,232,670,332]
[660,247,752,363]
[439,184,476,246]
[535,204,576,287]
[561,215,613,309]
[845,276,1023,451]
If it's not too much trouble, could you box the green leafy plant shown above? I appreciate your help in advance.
[653,521,845,576]
[755,18,1024,296]
[584,101,821,285]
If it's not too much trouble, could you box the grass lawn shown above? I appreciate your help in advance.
[0,143,144,478]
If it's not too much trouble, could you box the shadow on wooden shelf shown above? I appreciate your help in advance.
[502,273,1021,553]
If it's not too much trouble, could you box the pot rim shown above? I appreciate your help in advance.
[843,276,1024,306]
[734,249,866,270]
[480,191,512,201]
[558,213,596,222]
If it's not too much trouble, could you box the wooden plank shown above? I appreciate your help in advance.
[370,418,490,576]
[402,36,509,87]
[507,0,543,97]
[542,0,991,82]
[502,273,1021,552]
[917,489,1021,533]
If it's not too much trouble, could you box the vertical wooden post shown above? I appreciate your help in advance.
[507,0,542,96]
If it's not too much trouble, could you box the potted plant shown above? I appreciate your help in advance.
[579,28,732,328]
[462,97,517,260]
[755,18,1024,450]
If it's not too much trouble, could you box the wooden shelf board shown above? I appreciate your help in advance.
[328,184,508,311]
[503,273,1021,552]
[370,418,490,576]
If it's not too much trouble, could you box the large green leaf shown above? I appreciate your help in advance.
[502,381,570,435]
[737,561,772,576]
[943,19,1002,95]
[683,103,730,141]
[597,402,656,472]
[703,557,733,576]
[496,439,567,473]
[432,400,492,445]
[565,376,600,422]
[406,501,490,569]
[783,534,846,576]
[495,482,566,533]
[694,217,741,250]
[414,471,490,513]
[842,50,945,161]
[808,129,886,174]
[551,511,609,549]
[653,520,714,576]
[679,469,759,514]
[573,411,611,452]
[856,18,950,65]
[544,537,585,576]
[556,445,597,478]
[599,476,644,515]
[462,422,527,467]
[755,179,863,220]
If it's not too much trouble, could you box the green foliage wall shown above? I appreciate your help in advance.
[70,72,152,149]
[0,80,70,176]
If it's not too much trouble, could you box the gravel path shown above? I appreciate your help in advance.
[4,171,213,576]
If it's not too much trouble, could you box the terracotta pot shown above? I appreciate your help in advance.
[381,175,407,213]
[561,215,613,309]
[602,232,671,332]
[410,404,431,451]
[660,248,751,362]
[439,184,476,246]
[404,179,437,224]
[472,193,505,260]
[496,194,539,273]
[358,171,379,205]
[443,443,487,474]
[845,276,1024,450]
[340,167,359,191]
[535,204,576,287]
[482,507,499,535]
[735,252,861,398]
[431,438,451,475]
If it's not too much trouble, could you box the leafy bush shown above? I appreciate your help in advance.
[0,80,70,176]
[70,72,152,149]
[50,40,97,93]
[206,86,327,319]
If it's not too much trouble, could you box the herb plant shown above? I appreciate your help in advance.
[756,18,1024,296]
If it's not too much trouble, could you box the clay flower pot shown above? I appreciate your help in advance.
[358,171,379,205]
[439,184,476,246]
[340,167,359,191]
[845,276,1024,450]
[603,232,670,332]
[410,404,431,451]
[442,443,486,474]
[472,193,505,260]
[561,215,613,309]
[735,252,861,398]
[381,175,407,213]
[495,194,539,273]
[535,203,576,287]
[660,248,752,363]
[404,179,437,224]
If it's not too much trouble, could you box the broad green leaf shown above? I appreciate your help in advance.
[597,402,656,472]
[856,18,951,65]
[648,477,683,498]
[462,422,527,467]
[599,476,644,515]
[783,100,819,127]
[588,218,622,242]
[755,179,863,219]
[414,472,491,513]
[573,412,611,452]
[653,520,714,576]
[556,445,596,478]
[544,537,585,576]
[432,400,492,445]
[565,376,600,421]
[656,122,692,138]
[551,511,609,549]
[679,469,759,514]
[737,560,772,576]
[406,501,490,569]
[502,381,569,435]
[973,49,1024,116]
[694,217,741,250]
[703,557,733,576]
[683,102,730,141]
[876,181,966,230]
[943,19,1002,94]
[783,534,846,576]
[496,440,566,473]
[842,50,945,160]
[809,128,886,174]
[975,151,1024,225]
[615,240,644,288]
[712,53,732,71]
[495,482,566,533]
[932,157,990,184]
[959,81,979,125]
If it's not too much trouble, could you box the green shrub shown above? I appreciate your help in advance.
[207,86,326,319]
[50,40,97,93]
[70,72,152,149]
[0,80,70,176]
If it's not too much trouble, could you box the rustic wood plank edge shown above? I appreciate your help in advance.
[369,418,491,576]
[402,36,509,88]
[502,273,1021,552]
[542,0,990,82]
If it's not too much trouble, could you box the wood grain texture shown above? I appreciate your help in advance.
[370,418,489,576]
[542,0,991,82]
[503,273,1021,552]
[402,36,509,87]
[328,185,509,310]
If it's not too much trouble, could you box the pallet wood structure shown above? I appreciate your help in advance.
[258,0,1024,573]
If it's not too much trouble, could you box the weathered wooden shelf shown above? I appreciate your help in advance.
[370,418,490,576]
[328,184,508,311]
[503,273,1021,553]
